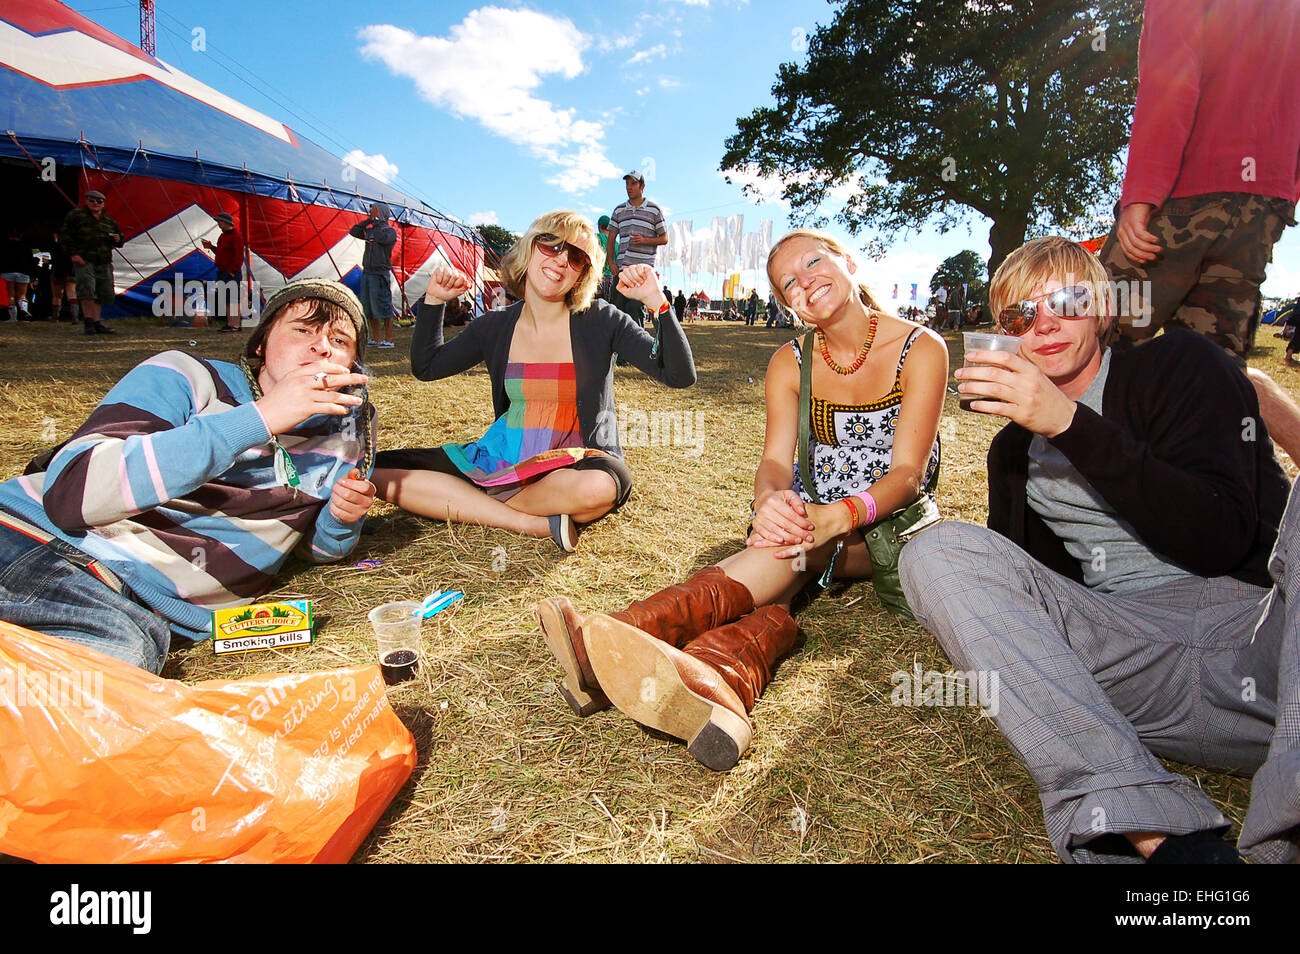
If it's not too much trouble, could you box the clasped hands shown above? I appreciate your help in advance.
[746,489,854,560]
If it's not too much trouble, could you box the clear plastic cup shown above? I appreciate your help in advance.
[960,331,1022,411]
[368,601,423,685]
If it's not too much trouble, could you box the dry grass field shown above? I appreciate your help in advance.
[4,314,1295,863]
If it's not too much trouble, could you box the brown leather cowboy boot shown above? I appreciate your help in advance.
[535,566,755,717]
[536,596,608,716]
[583,604,798,771]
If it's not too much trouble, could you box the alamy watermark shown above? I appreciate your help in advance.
[890,663,1000,717]
[596,404,705,458]
[1043,276,1155,329]
[151,276,261,320]
[1,663,104,709]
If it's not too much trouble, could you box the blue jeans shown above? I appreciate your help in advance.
[0,523,171,673]
[359,271,393,324]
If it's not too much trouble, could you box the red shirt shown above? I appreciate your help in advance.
[214,228,245,273]
[1121,0,1300,209]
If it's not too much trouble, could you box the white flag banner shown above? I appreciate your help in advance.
[669,220,693,272]
[692,232,711,278]
[710,217,728,276]
[758,218,773,261]
[726,214,744,272]
[741,232,762,270]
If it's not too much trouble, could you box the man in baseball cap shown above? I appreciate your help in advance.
[59,189,122,335]
[0,278,377,671]
[604,169,669,329]
[200,211,247,332]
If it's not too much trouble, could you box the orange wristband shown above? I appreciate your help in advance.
[843,496,861,530]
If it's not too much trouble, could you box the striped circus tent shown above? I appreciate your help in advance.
[0,0,484,319]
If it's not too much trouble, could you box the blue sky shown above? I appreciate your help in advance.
[68,0,1300,303]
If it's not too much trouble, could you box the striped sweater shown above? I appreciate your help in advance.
[0,351,375,641]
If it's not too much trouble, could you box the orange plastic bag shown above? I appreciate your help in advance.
[0,620,416,863]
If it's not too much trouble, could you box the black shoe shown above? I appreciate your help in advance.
[548,514,578,553]
[93,322,117,335]
[1147,830,1244,864]
[83,322,96,335]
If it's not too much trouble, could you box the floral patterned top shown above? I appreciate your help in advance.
[791,326,941,503]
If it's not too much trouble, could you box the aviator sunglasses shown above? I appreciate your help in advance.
[998,284,1094,336]
[534,234,591,272]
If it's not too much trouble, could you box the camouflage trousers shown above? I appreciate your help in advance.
[1099,192,1295,364]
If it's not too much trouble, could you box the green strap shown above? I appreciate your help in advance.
[797,331,822,505]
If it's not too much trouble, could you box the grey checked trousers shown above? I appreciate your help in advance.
[899,486,1300,863]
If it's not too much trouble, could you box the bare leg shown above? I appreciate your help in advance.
[82,300,100,321]
[508,468,617,524]
[373,467,549,537]
[1247,368,1300,464]
[717,535,872,608]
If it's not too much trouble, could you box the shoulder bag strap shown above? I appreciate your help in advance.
[797,330,823,505]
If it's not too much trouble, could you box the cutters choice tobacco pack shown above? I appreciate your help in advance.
[211,599,313,655]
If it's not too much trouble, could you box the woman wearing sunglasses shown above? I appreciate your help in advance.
[536,228,947,769]
[372,210,695,551]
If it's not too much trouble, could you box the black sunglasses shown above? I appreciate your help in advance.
[998,284,1094,336]
[534,234,591,272]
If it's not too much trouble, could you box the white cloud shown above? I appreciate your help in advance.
[468,211,499,226]
[721,166,863,210]
[342,149,399,183]
[658,77,682,89]
[854,249,943,303]
[359,8,619,192]
[628,43,667,65]
[721,166,794,207]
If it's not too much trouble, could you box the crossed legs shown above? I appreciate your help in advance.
[373,465,618,538]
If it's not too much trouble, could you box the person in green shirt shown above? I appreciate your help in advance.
[596,214,617,302]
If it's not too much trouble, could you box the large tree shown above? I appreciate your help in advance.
[476,223,518,261]
[930,250,988,301]
[722,0,1143,276]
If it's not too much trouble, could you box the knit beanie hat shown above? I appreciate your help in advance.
[258,278,367,352]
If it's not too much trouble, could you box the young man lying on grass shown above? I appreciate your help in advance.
[0,279,377,671]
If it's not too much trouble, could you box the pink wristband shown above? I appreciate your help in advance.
[853,490,877,526]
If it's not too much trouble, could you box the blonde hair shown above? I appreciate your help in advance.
[989,236,1114,344]
[766,228,883,313]
[499,210,604,313]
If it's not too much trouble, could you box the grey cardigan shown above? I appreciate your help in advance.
[409,299,696,457]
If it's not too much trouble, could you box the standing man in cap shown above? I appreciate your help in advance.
[59,189,122,335]
[201,211,246,333]
[605,171,668,329]
[0,279,377,672]
[349,202,398,349]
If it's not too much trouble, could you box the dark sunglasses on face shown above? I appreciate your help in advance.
[534,234,591,272]
[998,284,1094,336]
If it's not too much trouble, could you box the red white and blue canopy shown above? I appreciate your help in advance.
[0,0,483,316]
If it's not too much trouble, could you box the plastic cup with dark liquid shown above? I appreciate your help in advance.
[368,601,423,685]
[960,331,1022,411]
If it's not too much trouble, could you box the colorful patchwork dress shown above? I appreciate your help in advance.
[791,327,941,502]
[442,362,609,500]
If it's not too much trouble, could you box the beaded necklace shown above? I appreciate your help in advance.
[817,311,879,376]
